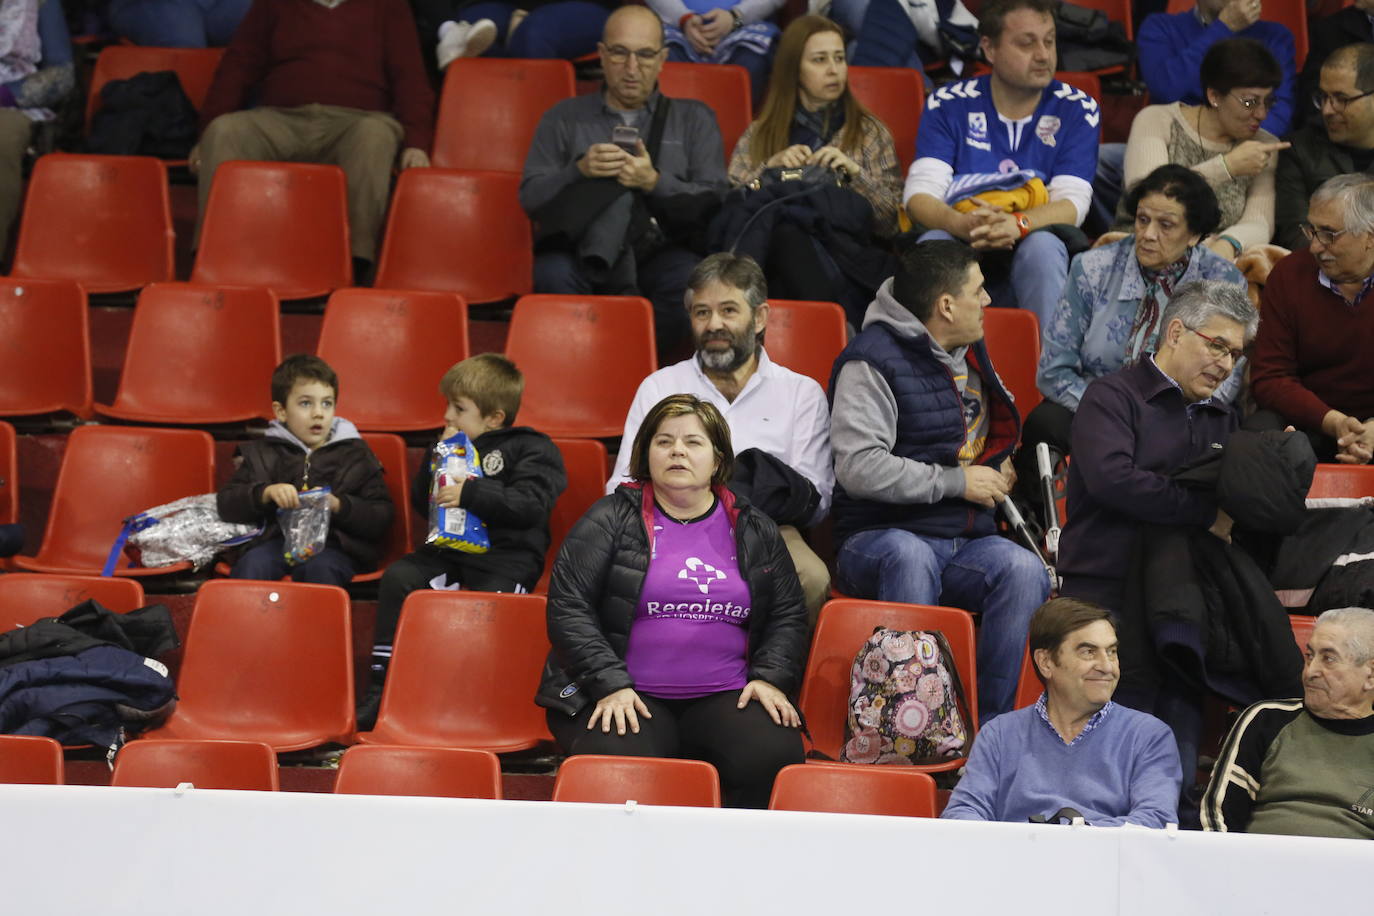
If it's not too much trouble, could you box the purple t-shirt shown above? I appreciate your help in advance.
[624,500,752,699]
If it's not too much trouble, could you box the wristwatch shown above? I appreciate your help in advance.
[730,8,744,30]
[1013,211,1031,238]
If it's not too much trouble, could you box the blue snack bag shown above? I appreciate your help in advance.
[426,432,491,553]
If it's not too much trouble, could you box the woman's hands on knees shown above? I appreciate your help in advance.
[587,687,652,735]
[739,680,800,727]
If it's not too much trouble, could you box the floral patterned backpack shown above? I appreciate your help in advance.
[840,626,972,765]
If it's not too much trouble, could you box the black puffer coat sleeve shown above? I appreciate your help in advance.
[742,510,809,695]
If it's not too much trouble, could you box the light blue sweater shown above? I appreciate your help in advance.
[942,700,1182,827]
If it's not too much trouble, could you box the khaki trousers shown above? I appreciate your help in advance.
[779,524,830,627]
[0,109,32,254]
[197,104,402,261]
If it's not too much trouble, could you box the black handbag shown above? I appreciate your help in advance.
[747,163,851,192]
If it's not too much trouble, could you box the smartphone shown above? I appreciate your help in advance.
[611,124,640,154]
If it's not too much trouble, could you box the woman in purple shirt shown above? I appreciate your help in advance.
[536,394,809,807]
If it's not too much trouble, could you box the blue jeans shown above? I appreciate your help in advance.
[918,228,1069,331]
[109,0,252,47]
[457,1,608,59]
[836,528,1051,724]
[230,539,355,586]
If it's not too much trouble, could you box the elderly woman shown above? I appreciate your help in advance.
[1023,165,1246,477]
[536,393,807,808]
[723,14,900,324]
[1115,38,1289,260]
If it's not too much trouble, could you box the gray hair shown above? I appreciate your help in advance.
[683,252,767,312]
[1160,280,1259,345]
[1315,607,1374,664]
[1311,173,1374,236]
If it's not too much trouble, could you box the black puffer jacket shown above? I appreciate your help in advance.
[536,483,809,717]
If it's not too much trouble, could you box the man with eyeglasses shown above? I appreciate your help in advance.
[1275,43,1374,251]
[1138,0,1298,137]
[1298,0,1374,124]
[520,4,728,361]
[1251,173,1374,465]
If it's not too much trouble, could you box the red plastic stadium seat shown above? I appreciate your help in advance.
[798,599,979,772]
[0,277,92,420]
[358,591,549,752]
[1290,614,1318,653]
[192,161,352,300]
[847,66,925,172]
[982,307,1042,414]
[535,438,610,594]
[1013,646,1042,711]
[96,283,281,425]
[769,761,938,817]
[315,287,469,433]
[505,294,656,438]
[334,745,503,799]
[432,58,575,171]
[374,169,532,303]
[0,573,145,634]
[351,433,414,584]
[552,755,721,807]
[10,154,174,294]
[658,62,751,164]
[85,46,223,138]
[1309,464,1374,499]
[12,426,215,577]
[0,420,15,526]
[112,739,279,790]
[0,735,64,785]
[143,580,355,751]
[765,299,847,393]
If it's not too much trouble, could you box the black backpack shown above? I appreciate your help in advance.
[86,70,199,158]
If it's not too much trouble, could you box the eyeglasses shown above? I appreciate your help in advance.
[1312,89,1374,112]
[1230,92,1278,112]
[601,44,664,64]
[1299,222,1350,246]
[1186,327,1244,364]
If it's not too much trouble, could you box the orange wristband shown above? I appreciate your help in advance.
[1013,211,1031,238]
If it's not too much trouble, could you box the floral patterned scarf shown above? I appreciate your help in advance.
[0,0,39,85]
[1125,248,1192,364]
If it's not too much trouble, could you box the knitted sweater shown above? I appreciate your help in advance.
[942,700,1182,826]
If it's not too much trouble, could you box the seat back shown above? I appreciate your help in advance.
[364,590,549,752]
[1309,464,1374,499]
[1290,614,1318,654]
[0,573,145,633]
[357,433,415,578]
[85,45,224,133]
[768,762,937,817]
[982,307,1041,415]
[798,599,979,762]
[432,58,575,171]
[11,154,174,294]
[1072,0,1133,40]
[13,426,215,575]
[0,735,63,784]
[316,288,469,432]
[505,294,656,437]
[192,161,352,299]
[334,745,503,799]
[111,739,279,790]
[99,283,281,425]
[146,580,354,750]
[0,278,92,419]
[1013,646,1042,711]
[552,755,721,807]
[536,438,610,593]
[374,168,532,303]
[847,66,925,172]
[658,62,751,165]
[0,420,15,526]
[764,299,847,393]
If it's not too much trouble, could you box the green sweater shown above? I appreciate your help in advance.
[1201,698,1374,840]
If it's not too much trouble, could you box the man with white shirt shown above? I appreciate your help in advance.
[607,252,833,619]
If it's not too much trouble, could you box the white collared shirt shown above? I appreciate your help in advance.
[607,348,835,521]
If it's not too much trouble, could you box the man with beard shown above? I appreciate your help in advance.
[607,252,833,620]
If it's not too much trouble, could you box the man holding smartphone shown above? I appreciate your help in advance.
[521,4,729,361]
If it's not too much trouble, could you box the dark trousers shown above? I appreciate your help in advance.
[1244,408,1338,462]
[547,690,805,808]
[372,546,522,652]
[229,538,355,586]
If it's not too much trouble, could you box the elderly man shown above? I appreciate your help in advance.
[1202,607,1374,839]
[521,4,727,359]
[1137,0,1297,137]
[904,0,1099,327]
[943,598,1182,826]
[192,0,435,269]
[1277,45,1374,250]
[1251,174,1374,464]
[830,239,1050,723]
[607,253,832,619]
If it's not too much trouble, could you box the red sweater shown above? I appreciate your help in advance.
[1251,248,1374,430]
[199,0,435,152]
